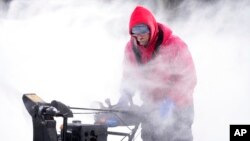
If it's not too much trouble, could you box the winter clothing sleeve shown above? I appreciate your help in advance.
[161,36,197,106]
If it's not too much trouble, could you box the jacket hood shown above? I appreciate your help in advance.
[129,6,158,45]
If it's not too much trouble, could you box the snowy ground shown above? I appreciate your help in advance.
[0,0,250,141]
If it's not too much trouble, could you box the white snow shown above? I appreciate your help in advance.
[0,0,250,141]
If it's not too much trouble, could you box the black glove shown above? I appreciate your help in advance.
[117,90,134,107]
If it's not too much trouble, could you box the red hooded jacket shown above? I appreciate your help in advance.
[122,6,197,107]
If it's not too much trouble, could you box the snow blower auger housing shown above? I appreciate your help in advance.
[22,93,140,141]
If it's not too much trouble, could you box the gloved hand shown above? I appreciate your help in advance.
[94,93,140,127]
[117,91,133,107]
[159,98,175,118]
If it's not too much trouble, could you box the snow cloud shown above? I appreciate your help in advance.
[0,0,250,141]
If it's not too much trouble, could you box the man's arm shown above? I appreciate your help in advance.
[165,37,197,106]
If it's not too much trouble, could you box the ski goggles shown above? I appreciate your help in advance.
[131,24,150,34]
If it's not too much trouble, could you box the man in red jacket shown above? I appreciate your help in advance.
[117,5,197,141]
